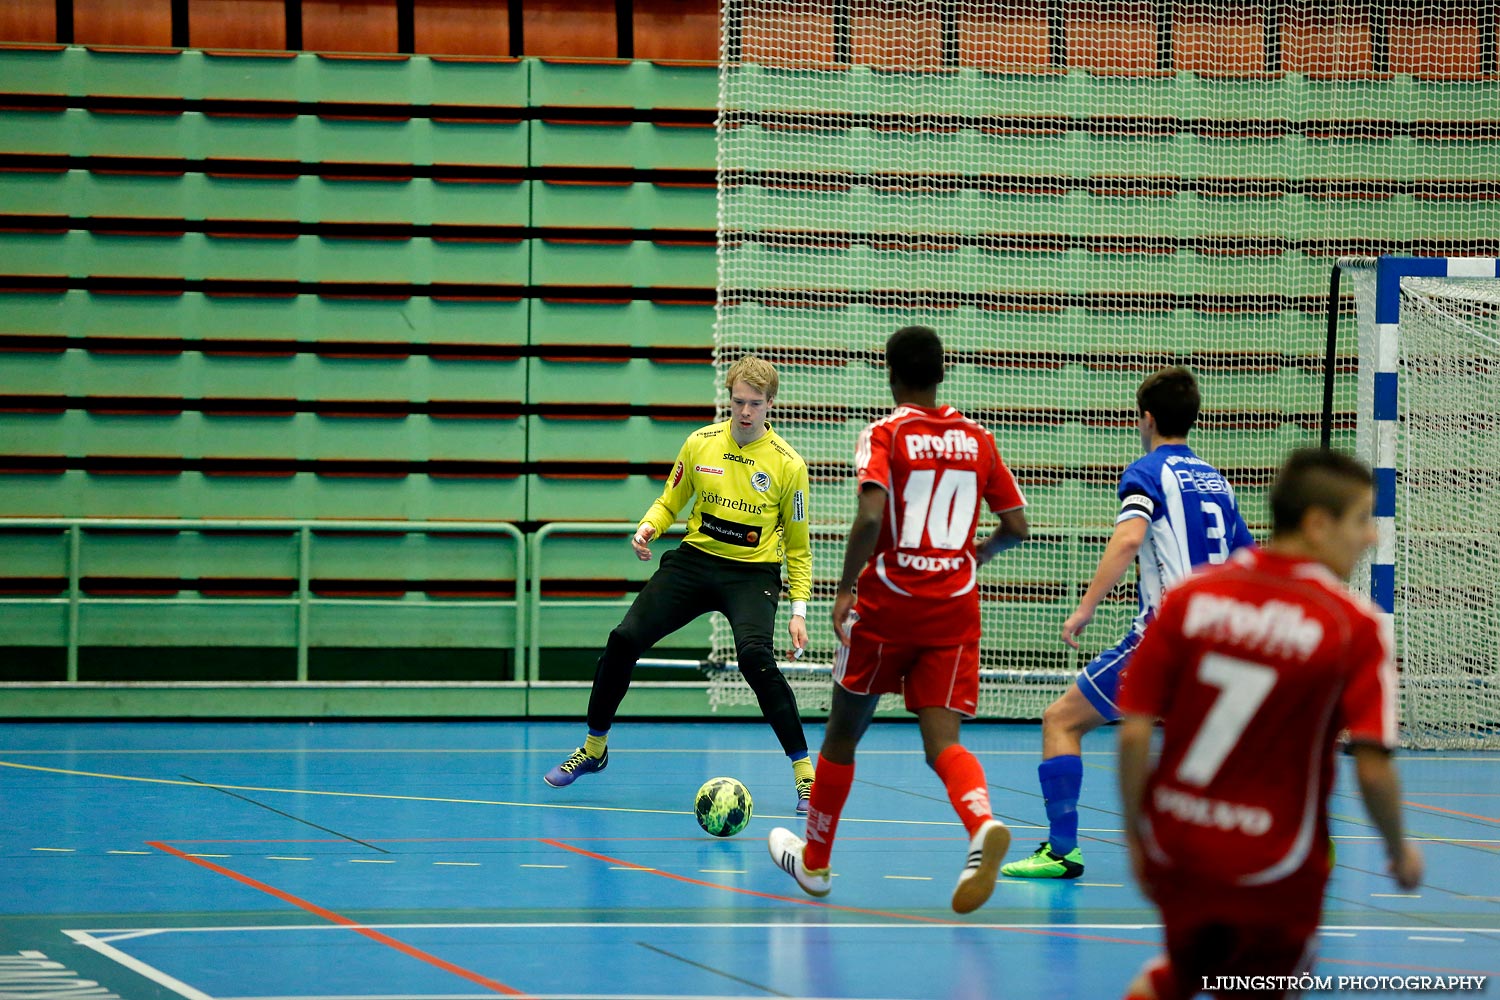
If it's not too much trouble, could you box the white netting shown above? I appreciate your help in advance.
[1393,277,1500,749]
[710,2,1500,717]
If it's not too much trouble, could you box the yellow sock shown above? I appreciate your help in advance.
[792,757,815,783]
[584,733,608,759]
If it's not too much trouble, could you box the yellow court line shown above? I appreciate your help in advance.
[0,758,972,828]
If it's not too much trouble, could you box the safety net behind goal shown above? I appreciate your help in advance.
[710,2,1500,721]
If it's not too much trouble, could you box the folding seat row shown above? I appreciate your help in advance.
[719,302,1325,356]
[0,47,530,107]
[722,243,1335,297]
[529,58,717,111]
[529,299,713,348]
[531,178,714,230]
[531,118,714,172]
[2,411,526,463]
[0,169,532,227]
[0,230,531,284]
[0,290,530,347]
[0,470,528,520]
[528,413,704,463]
[530,237,715,287]
[1,350,526,400]
[0,108,529,167]
[720,183,1494,245]
[725,62,1493,124]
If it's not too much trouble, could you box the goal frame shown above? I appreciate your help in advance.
[1349,256,1500,620]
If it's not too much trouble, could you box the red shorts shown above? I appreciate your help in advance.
[1147,880,1322,1000]
[834,613,980,717]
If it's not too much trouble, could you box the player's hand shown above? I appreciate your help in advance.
[630,524,656,561]
[1061,606,1093,649]
[1389,842,1424,891]
[1125,833,1150,891]
[831,589,856,648]
[788,615,808,661]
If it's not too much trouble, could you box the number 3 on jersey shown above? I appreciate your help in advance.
[899,469,977,550]
[1202,500,1229,564]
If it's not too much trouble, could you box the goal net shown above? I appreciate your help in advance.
[1352,258,1500,750]
[709,2,1500,719]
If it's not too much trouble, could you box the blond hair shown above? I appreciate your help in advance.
[723,354,779,400]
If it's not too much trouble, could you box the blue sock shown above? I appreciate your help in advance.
[587,728,608,738]
[787,750,810,763]
[1038,755,1083,856]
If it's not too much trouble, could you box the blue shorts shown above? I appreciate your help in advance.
[1075,628,1143,723]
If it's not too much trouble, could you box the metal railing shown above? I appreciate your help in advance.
[0,518,526,682]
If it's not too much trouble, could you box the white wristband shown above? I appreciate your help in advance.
[791,600,807,619]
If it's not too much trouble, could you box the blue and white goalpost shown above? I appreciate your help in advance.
[1348,256,1500,750]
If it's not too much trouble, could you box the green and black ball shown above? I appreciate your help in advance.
[694,776,753,837]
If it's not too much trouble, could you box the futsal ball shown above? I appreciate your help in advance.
[694,776,753,837]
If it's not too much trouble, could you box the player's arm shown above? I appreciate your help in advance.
[977,508,1028,566]
[976,434,1029,566]
[634,437,696,560]
[831,483,886,647]
[781,460,812,656]
[1062,514,1148,648]
[1351,744,1423,891]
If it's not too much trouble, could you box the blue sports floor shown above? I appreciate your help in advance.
[0,720,1495,999]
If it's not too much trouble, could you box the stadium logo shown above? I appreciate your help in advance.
[723,452,755,465]
[904,429,980,462]
[750,471,771,493]
[696,465,724,476]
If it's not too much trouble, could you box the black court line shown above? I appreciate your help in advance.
[179,773,391,854]
[635,940,792,997]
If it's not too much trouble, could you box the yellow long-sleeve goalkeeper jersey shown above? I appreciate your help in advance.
[638,420,812,603]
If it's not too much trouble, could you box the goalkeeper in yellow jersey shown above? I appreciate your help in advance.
[544,355,816,811]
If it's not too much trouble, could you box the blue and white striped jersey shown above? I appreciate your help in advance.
[1117,443,1254,628]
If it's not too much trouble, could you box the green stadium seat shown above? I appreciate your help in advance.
[529,299,713,348]
[0,46,528,107]
[2,409,525,464]
[531,179,714,230]
[529,414,701,462]
[527,357,714,406]
[530,238,715,288]
[1,350,525,403]
[530,120,715,171]
[527,473,668,521]
[529,58,716,110]
[78,526,297,583]
[0,231,530,284]
[1177,71,1296,122]
[0,291,529,348]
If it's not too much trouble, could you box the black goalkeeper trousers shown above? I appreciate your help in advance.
[586,543,808,756]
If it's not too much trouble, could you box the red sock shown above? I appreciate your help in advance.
[932,744,992,837]
[802,754,853,871]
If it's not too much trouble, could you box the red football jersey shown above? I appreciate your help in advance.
[852,404,1025,645]
[1118,547,1397,890]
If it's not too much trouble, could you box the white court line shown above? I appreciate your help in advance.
[220,995,916,1000]
[1408,936,1466,943]
[70,922,1500,935]
[64,929,214,1000]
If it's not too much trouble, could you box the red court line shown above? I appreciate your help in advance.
[147,841,531,997]
[540,838,1148,946]
[1403,800,1500,825]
